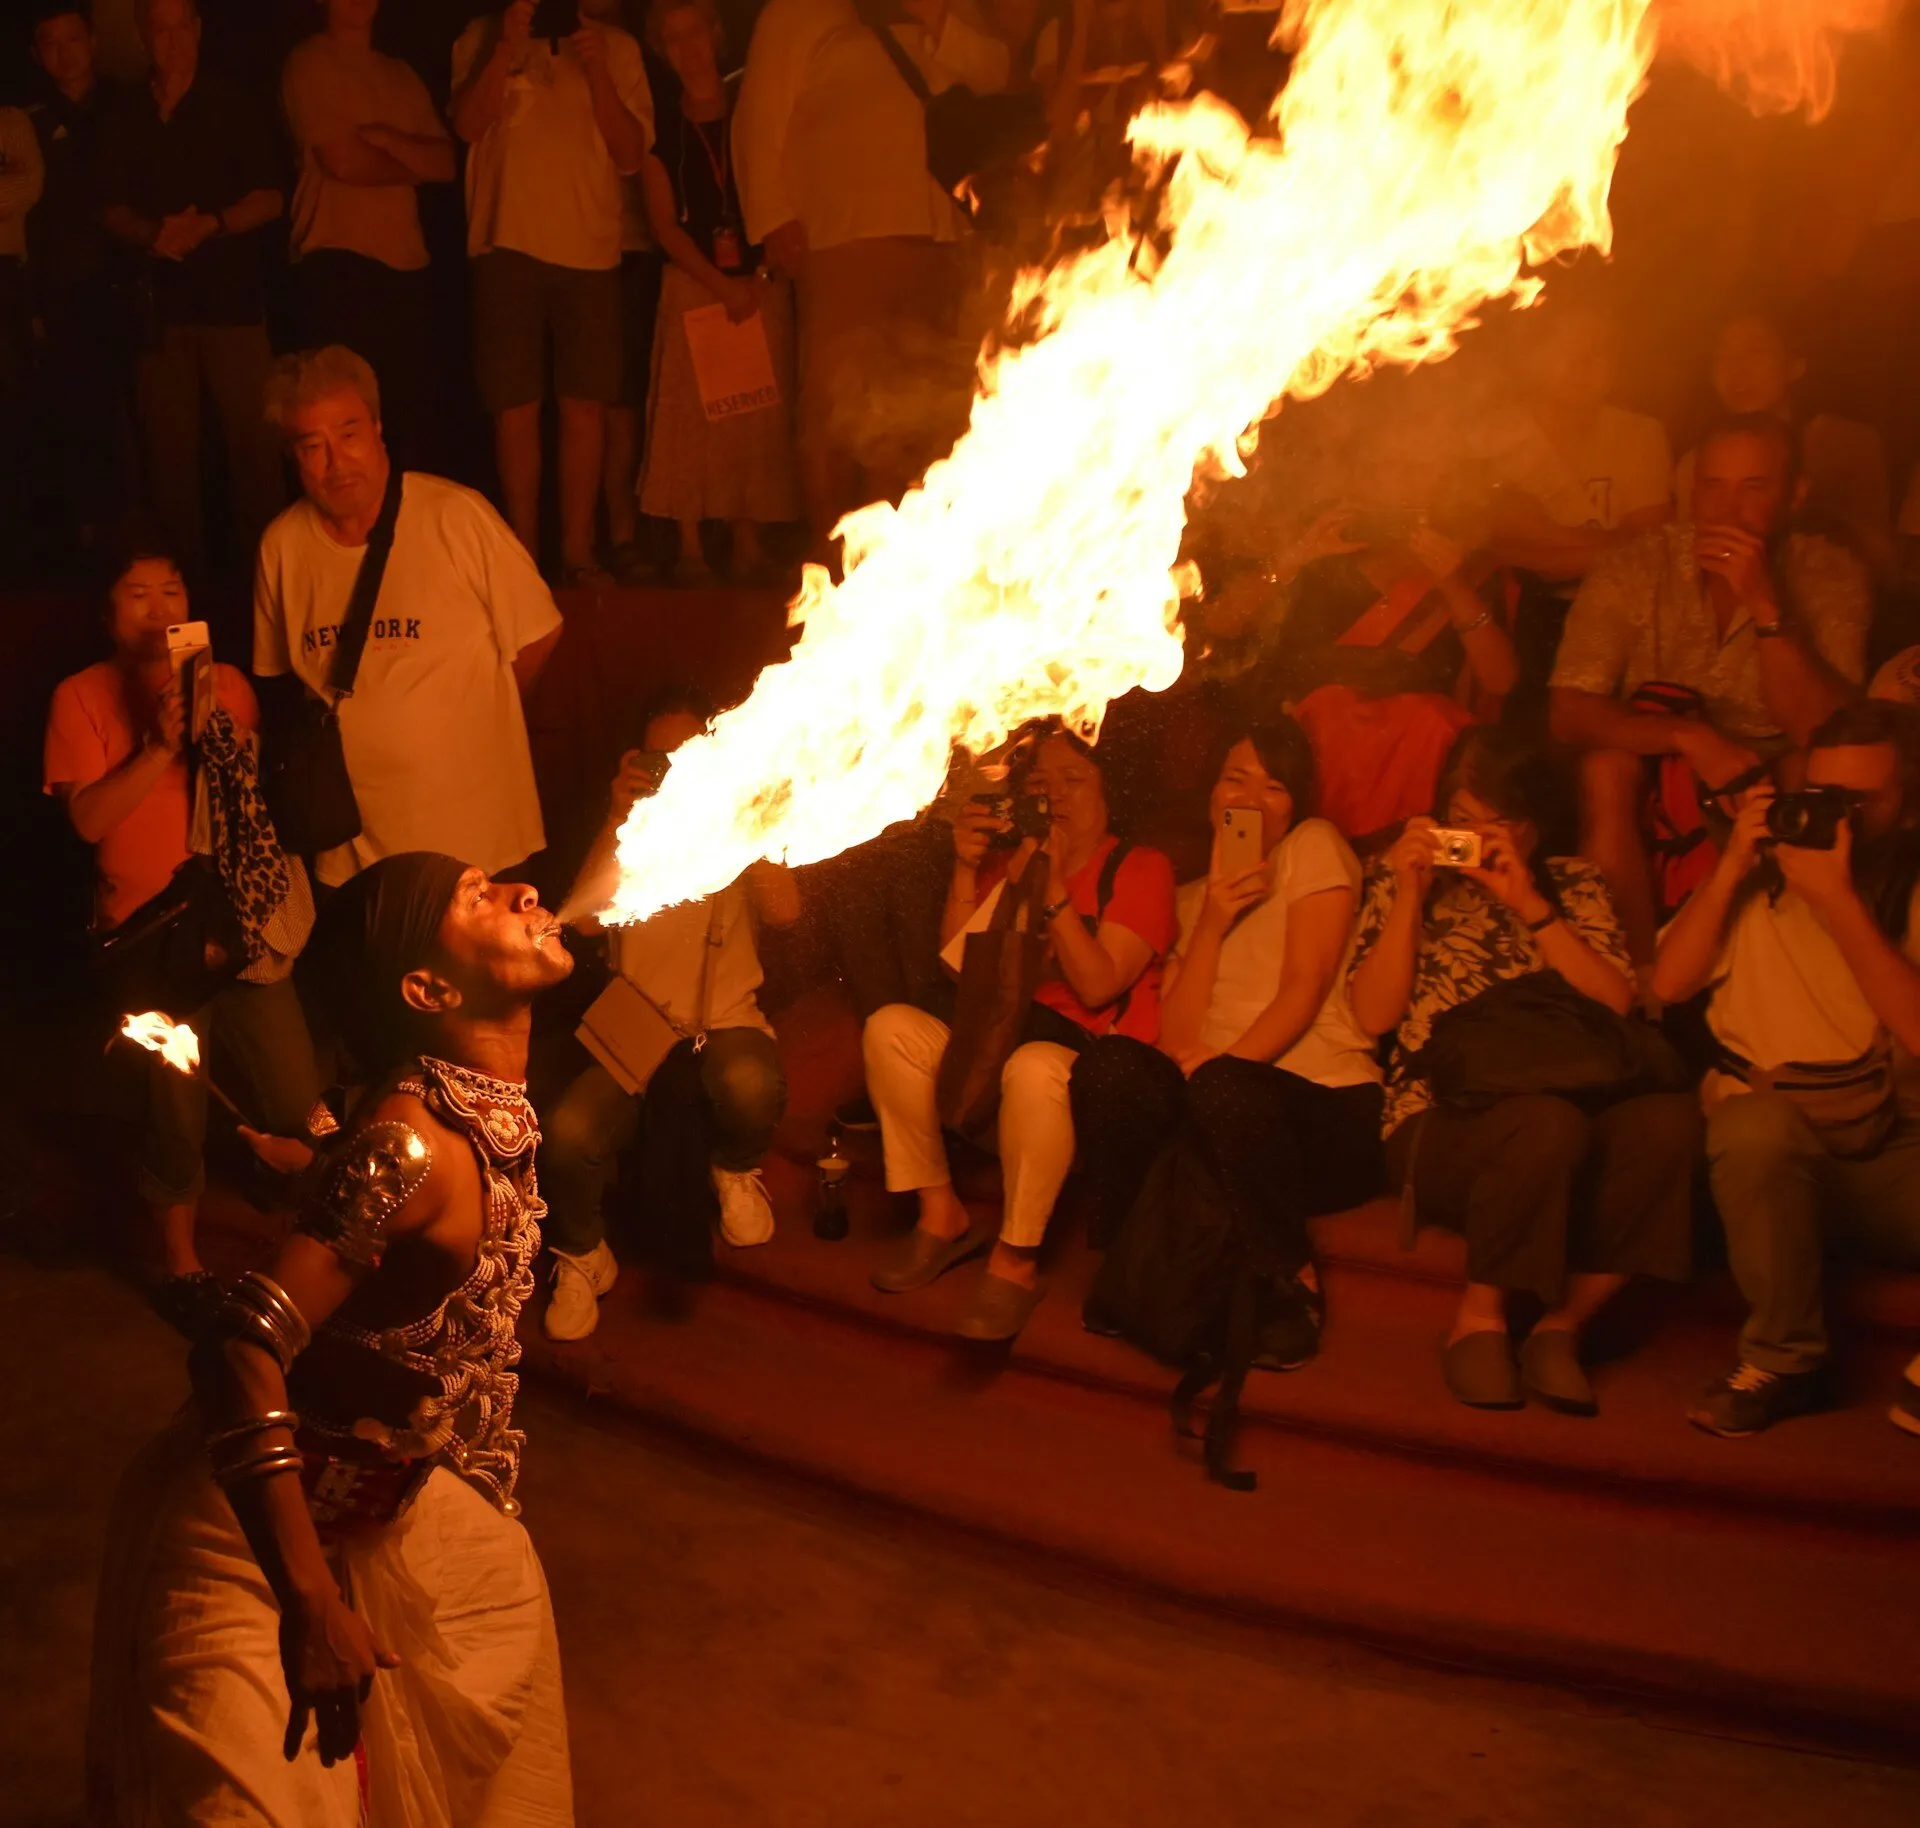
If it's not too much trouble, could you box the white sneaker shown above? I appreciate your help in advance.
[544,1240,618,1341]
[713,1165,775,1247]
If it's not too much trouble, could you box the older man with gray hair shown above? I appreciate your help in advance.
[253,345,564,889]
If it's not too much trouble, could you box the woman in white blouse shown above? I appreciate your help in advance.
[1072,716,1383,1371]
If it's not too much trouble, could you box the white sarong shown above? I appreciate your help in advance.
[87,1417,573,1828]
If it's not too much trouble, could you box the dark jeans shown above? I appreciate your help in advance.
[293,251,433,472]
[1387,1092,1699,1307]
[1069,1035,1386,1265]
[539,1026,787,1256]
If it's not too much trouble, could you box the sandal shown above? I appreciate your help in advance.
[1443,1329,1523,1410]
[869,1220,993,1294]
[1520,1327,1598,1416]
[954,1269,1043,1342]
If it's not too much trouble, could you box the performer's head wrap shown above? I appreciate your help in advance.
[304,851,470,1076]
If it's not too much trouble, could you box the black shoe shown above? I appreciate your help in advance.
[1688,1361,1824,1438]
[834,1094,880,1132]
[1253,1269,1325,1372]
[149,1269,224,1340]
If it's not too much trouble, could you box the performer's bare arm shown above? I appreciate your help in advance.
[193,1091,485,1766]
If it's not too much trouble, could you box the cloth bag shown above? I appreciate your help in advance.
[936,855,1051,1139]
[576,899,726,1096]
[262,464,405,855]
[91,854,246,1016]
[866,16,1046,195]
[1410,969,1688,1110]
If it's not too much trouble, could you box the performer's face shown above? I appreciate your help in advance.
[429,870,575,1007]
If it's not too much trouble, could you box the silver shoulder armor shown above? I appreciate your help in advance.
[297,1122,434,1268]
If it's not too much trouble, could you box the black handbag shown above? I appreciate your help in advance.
[868,17,1047,194]
[262,465,405,855]
[1409,970,1687,1111]
[92,855,247,1017]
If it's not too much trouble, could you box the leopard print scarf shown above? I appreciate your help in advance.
[194,708,315,979]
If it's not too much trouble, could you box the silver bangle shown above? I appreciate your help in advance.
[215,1272,312,1373]
[206,1410,300,1457]
[213,1444,305,1490]
[1453,606,1493,635]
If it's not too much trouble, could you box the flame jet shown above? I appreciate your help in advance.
[604,0,1881,926]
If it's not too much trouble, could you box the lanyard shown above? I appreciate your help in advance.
[676,112,731,226]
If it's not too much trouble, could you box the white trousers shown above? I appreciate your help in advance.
[88,1416,573,1828]
[861,1002,1078,1249]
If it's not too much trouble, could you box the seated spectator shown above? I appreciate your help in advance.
[734,0,1009,539]
[281,0,455,471]
[1236,504,1521,844]
[1067,717,1383,1369]
[452,0,654,582]
[97,0,286,589]
[540,689,801,1340]
[638,0,799,584]
[862,727,1175,1339]
[253,345,563,888]
[1347,726,1698,1415]
[42,527,321,1304]
[1652,700,1920,1438]
[26,3,133,555]
[1481,299,1673,585]
[1549,413,1872,970]
[1674,308,1895,584]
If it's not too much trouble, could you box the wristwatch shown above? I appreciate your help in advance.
[1040,896,1073,923]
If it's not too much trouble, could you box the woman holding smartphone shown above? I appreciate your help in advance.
[1346,725,1697,1414]
[42,528,321,1314]
[1071,716,1382,1370]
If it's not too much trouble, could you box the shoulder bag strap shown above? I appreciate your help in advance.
[1086,839,1137,1026]
[328,465,406,699]
[869,18,934,107]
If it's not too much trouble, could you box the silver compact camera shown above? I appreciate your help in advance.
[1432,827,1484,869]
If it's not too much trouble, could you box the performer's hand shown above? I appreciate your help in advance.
[282,1590,400,1766]
[239,1125,315,1176]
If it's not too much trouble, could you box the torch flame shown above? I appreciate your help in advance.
[121,1011,202,1077]
[604,0,1885,926]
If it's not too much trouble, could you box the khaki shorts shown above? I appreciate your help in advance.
[472,248,622,412]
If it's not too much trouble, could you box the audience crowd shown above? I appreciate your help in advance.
[18,0,1920,1466]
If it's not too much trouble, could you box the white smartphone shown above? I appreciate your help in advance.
[165,621,210,668]
[1218,806,1264,875]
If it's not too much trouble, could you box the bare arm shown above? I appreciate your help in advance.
[512,623,562,696]
[1488,499,1668,582]
[1777,829,1920,1056]
[354,123,456,184]
[1224,887,1356,1065]
[641,154,747,304]
[1406,527,1518,697]
[571,25,649,175]
[219,187,284,235]
[744,860,801,928]
[56,674,186,842]
[1650,798,1763,1005]
[102,202,159,250]
[453,4,533,145]
[1044,902,1154,1011]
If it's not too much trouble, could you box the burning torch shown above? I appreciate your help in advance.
[118,1012,249,1122]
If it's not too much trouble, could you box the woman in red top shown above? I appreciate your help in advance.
[863,728,1177,1340]
[43,530,321,1300]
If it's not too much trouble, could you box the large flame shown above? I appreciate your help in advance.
[121,1011,202,1077]
[604,0,1880,925]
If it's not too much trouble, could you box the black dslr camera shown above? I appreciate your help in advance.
[1765,786,1861,850]
[530,0,581,45]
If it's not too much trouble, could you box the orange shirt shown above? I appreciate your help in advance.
[43,660,258,929]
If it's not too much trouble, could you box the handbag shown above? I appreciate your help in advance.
[576,898,725,1096]
[92,854,247,1017]
[1410,969,1688,1111]
[1713,1038,1898,1160]
[936,853,1052,1139]
[262,464,405,855]
[868,17,1047,195]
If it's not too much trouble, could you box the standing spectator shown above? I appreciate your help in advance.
[281,0,455,471]
[43,526,322,1300]
[734,0,1009,539]
[451,0,654,583]
[97,0,286,588]
[0,99,46,574]
[1674,309,1896,585]
[253,346,563,888]
[1549,414,1871,969]
[1652,702,1920,1438]
[1347,727,1698,1414]
[639,0,798,583]
[26,4,133,556]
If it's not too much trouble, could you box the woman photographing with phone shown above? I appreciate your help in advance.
[42,528,322,1314]
[1347,726,1697,1415]
[1070,717,1382,1369]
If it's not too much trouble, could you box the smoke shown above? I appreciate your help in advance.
[1657,0,1898,119]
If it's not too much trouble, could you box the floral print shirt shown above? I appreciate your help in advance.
[1350,855,1633,1136]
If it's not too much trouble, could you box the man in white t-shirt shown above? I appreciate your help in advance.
[734,0,1009,537]
[451,0,653,582]
[538,693,803,1340]
[1652,700,1920,1439]
[281,0,455,468]
[253,345,563,887]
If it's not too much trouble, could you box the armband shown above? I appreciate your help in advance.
[296,1121,433,1269]
[206,1409,302,1487]
[213,1271,312,1373]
